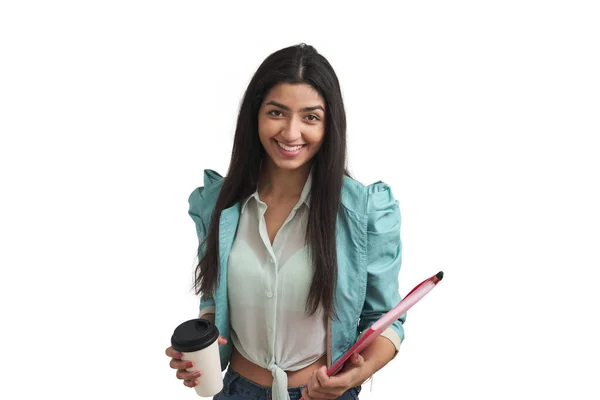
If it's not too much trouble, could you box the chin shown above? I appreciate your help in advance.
[273,159,306,171]
[267,153,309,170]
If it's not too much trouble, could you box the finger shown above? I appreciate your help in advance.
[301,387,312,400]
[326,373,352,391]
[310,385,340,399]
[165,346,183,359]
[302,385,323,400]
[309,370,322,393]
[183,378,198,388]
[349,353,364,366]
[170,359,194,370]
[307,388,333,400]
[337,354,364,378]
[345,353,359,366]
[176,369,202,381]
[326,366,354,392]
[309,371,335,399]
[218,335,228,345]
[316,366,330,388]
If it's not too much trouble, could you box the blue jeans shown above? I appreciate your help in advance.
[213,367,361,400]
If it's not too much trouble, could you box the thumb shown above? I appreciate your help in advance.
[218,335,228,345]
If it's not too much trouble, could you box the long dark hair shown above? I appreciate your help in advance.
[194,43,348,317]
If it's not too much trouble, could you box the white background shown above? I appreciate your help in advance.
[1,1,599,399]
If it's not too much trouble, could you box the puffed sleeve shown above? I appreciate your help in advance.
[358,181,405,351]
[188,187,215,317]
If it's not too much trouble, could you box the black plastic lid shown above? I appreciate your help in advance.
[171,319,220,353]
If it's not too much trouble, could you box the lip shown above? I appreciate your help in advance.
[275,140,306,158]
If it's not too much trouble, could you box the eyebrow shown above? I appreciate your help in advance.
[265,100,324,113]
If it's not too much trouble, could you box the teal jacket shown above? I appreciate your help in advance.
[188,170,405,370]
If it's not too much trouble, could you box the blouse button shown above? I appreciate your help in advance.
[266,291,273,298]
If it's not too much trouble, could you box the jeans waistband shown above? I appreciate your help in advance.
[219,366,361,400]
[220,366,305,400]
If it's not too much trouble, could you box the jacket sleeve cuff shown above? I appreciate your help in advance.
[358,327,401,357]
[380,327,401,357]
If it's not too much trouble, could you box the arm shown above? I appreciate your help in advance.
[358,181,405,350]
[353,182,404,383]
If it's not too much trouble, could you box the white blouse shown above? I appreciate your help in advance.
[227,172,326,400]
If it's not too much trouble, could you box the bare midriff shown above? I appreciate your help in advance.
[229,345,328,388]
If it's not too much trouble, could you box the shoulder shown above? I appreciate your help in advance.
[188,169,226,222]
[341,175,399,218]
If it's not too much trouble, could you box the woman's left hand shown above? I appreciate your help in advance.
[301,353,369,400]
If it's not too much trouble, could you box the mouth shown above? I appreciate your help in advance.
[275,140,306,157]
[277,141,306,152]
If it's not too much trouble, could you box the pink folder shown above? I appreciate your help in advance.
[328,271,444,376]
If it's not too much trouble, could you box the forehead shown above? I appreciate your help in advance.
[263,83,325,107]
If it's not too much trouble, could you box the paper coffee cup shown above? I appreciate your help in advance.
[171,319,223,397]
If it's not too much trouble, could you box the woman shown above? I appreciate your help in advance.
[166,43,405,400]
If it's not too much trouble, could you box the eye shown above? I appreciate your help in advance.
[268,110,283,117]
[305,114,320,122]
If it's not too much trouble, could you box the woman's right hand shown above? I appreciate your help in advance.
[166,335,228,388]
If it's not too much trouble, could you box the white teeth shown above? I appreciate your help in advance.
[277,142,304,152]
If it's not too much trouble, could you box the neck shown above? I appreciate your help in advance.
[258,159,311,200]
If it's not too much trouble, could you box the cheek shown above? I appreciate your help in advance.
[306,127,325,147]
[258,119,280,140]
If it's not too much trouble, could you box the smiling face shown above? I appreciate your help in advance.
[258,82,326,172]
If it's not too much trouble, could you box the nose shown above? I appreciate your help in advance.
[280,115,302,142]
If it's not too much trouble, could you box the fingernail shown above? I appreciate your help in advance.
[194,380,198,386]
[195,371,202,377]
[187,362,194,368]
